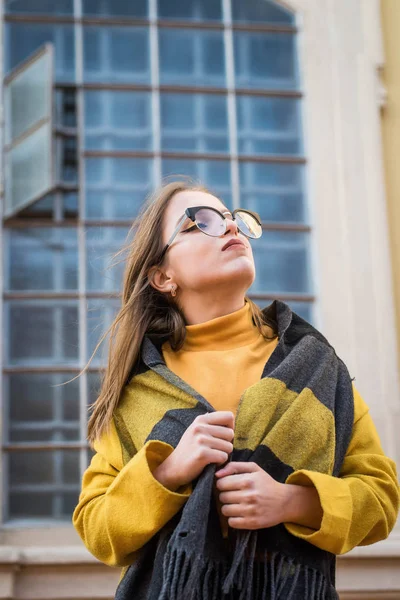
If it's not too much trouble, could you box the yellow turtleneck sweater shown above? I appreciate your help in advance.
[161,301,278,415]
[162,301,279,537]
[73,303,399,569]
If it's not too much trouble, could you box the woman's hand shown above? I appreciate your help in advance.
[215,462,288,529]
[153,411,235,491]
[215,462,323,531]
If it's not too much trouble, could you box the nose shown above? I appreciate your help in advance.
[223,216,239,236]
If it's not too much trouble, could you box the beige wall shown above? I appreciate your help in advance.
[381,0,400,373]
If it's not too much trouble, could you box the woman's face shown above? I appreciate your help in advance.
[160,190,256,295]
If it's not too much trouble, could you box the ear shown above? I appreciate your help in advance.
[148,265,176,295]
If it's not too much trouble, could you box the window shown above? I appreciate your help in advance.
[2,0,312,523]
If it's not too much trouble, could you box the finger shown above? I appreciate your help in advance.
[202,411,235,428]
[215,473,248,491]
[221,503,243,518]
[228,517,252,530]
[215,461,258,478]
[219,491,244,504]
[207,424,235,441]
[203,435,233,455]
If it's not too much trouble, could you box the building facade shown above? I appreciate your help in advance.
[0,0,399,598]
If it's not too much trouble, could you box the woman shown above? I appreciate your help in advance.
[73,180,399,599]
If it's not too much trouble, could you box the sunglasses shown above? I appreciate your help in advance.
[159,205,262,262]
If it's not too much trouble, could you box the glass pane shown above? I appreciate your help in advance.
[64,193,79,217]
[159,29,225,86]
[83,0,148,17]
[16,193,78,219]
[55,136,78,183]
[87,299,120,365]
[239,162,306,223]
[18,194,54,217]
[5,123,53,217]
[158,0,221,21]
[237,96,303,156]
[7,373,80,443]
[251,231,311,293]
[287,301,313,323]
[5,23,75,82]
[231,0,295,25]
[55,88,77,128]
[6,228,78,291]
[86,227,129,292]
[234,32,298,90]
[84,91,153,151]
[162,158,232,208]
[83,26,150,84]
[5,0,73,14]
[88,371,102,407]
[160,93,228,153]
[85,157,154,220]
[8,451,80,519]
[5,48,52,144]
[7,301,79,366]
[251,298,313,324]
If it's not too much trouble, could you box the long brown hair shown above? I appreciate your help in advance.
[86,180,277,444]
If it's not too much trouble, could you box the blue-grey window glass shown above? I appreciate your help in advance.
[86,227,130,292]
[231,0,294,25]
[55,89,77,128]
[158,0,222,21]
[18,194,54,216]
[5,47,52,145]
[8,450,80,519]
[56,136,78,183]
[83,27,150,84]
[4,45,54,218]
[239,162,307,223]
[160,93,228,153]
[159,29,226,86]
[286,301,312,323]
[85,158,154,220]
[5,0,73,14]
[7,301,79,365]
[5,124,53,218]
[84,91,153,151]
[64,193,79,217]
[5,23,75,82]
[16,193,78,219]
[87,300,120,366]
[6,228,78,291]
[162,159,232,208]
[251,231,311,294]
[236,96,303,156]
[83,0,148,17]
[234,32,298,90]
[88,372,102,408]
[7,373,80,443]
[252,299,312,323]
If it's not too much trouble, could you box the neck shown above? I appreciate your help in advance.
[179,290,247,325]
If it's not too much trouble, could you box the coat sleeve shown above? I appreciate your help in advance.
[72,419,192,567]
[283,385,399,555]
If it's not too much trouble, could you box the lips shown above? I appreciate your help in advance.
[222,238,246,251]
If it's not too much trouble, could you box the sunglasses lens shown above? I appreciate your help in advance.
[235,211,262,239]
[195,208,226,236]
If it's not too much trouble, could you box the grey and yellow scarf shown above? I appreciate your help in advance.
[114,300,354,599]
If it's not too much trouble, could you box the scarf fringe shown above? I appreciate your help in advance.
[159,532,332,599]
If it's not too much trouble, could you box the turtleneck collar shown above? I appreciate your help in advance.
[181,301,262,352]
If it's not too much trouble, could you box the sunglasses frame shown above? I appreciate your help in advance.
[158,205,262,263]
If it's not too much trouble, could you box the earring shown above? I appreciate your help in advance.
[170,285,177,297]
